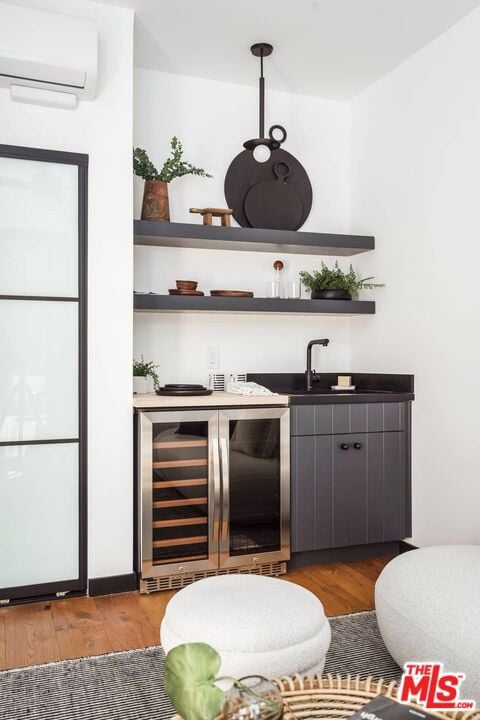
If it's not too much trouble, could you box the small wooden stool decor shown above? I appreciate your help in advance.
[190,207,233,227]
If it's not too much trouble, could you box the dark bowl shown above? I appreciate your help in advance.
[311,289,352,300]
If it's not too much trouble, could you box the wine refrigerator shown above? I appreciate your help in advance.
[137,407,290,592]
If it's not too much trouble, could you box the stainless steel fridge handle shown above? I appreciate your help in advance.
[220,436,229,543]
[211,437,221,543]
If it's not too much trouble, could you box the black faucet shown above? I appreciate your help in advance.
[306,338,330,391]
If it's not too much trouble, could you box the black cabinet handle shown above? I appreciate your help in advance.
[340,443,350,450]
[353,442,362,449]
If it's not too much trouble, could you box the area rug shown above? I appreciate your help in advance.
[0,610,401,720]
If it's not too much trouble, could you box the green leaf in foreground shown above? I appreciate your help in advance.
[164,643,225,720]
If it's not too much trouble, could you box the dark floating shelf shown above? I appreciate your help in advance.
[134,220,374,257]
[134,294,375,316]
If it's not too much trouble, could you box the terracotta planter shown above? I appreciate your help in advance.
[141,179,170,222]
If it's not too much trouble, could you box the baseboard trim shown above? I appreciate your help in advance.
[88,545,418,594]
[398,540,418,553]
[289,541,401,569]
[88,572,138,597]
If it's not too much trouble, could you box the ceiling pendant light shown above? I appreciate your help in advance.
[243,43,287,162]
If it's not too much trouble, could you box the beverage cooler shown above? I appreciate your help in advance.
[137,407,290,592]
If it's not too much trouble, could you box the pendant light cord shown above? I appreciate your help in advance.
[259,49,265,139]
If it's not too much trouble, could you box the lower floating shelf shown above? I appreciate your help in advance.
[133,294,375,315]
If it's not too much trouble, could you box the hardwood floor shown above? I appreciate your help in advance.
[0,556,391,671]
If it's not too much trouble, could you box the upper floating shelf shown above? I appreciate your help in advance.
[134,220,374,257]
[134,294,375,316]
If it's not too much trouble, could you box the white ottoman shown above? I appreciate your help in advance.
[161,574,331,679]
[375,545,480,702]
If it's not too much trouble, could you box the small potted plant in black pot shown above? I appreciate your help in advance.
[299,261,384,300]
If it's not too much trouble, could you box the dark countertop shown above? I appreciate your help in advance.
[248,372,415,405]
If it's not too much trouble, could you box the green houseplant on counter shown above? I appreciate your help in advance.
[164,643,282,720]
[133,138,212,222]
[299,261,384,300]
[133,355,159,394]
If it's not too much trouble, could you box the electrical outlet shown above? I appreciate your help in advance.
[206,347,220,369]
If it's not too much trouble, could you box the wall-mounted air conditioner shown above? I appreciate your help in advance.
[0,3,98,108]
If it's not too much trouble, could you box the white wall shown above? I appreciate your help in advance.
[1,0,134,578]
[134,69,356,382]
[350,8,480,546]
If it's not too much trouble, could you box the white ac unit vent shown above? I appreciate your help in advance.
[0,3,97,102]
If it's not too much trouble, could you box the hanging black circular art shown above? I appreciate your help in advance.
[224,148,313,230]
[225,42,313,230]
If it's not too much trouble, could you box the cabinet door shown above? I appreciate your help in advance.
[291,435,333,552]
[332,434,368,548]
[291,431,407,552]
[218,408,290,569]
[365,431,406,543]
[138,410,220,579]
[291,434,364,552]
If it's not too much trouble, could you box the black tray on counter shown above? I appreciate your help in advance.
[155,384,213,397]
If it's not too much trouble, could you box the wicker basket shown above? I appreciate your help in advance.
[271,675,480,720]
[173,674,479,720]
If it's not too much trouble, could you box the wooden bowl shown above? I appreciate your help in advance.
[176,280,198,291]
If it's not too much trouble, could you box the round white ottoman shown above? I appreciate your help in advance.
[375,545,480,702]
[161,574,331,679]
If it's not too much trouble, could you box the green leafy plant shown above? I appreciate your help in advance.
[165,643,225,720]
[299,261,384,299]
[133,138,212,183]
[133,355,159,388]
[164,643,282,720]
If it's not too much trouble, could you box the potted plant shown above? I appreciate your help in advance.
[133,355,159,394]
[299,261,384,300]
[133,137,212,222]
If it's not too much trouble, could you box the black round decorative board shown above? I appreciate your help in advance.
[224,148,312,230]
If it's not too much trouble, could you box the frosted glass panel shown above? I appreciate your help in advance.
[0,157,78,297]
[0,300,78,442]
[0,443,78,588]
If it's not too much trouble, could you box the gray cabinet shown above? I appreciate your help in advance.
[291,403,411,553]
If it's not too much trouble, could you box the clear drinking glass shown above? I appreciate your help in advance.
[286,280,301,299]
[266,280,281,298]
[224,676,283,720]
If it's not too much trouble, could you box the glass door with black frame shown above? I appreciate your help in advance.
[218,408,290,569]
[0,145,87,602]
